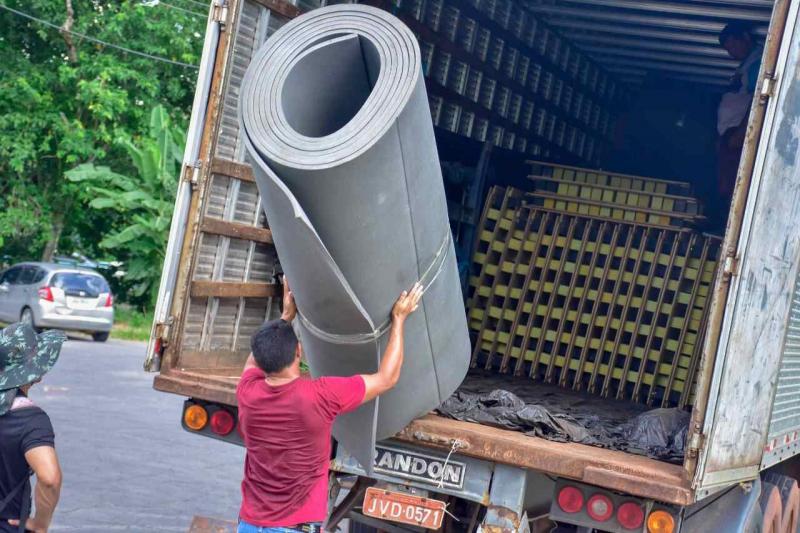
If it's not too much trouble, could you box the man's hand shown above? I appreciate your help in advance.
[281,276,297,322]
[9,516,49,533]
[391,282,423,323]
[360,282,425,404]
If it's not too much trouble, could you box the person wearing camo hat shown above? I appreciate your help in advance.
[0,323,66,533]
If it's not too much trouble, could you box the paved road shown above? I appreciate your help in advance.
[26,337,244,532]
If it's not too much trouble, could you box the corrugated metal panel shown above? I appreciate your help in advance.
[216,0,269,161]
[523,0,775,88]
[178,0,286,370]
[767,272,800,440]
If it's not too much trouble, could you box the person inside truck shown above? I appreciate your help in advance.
[716,21,763,209]
[235,279,424,533]
[0,323,67,533]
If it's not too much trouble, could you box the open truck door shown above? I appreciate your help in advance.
[692,0,800,497]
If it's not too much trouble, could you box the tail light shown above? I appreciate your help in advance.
[210,410,235,436]
[647,510,675,533]
[38,287,54,302]
[617,502,645,530]
[586,493,613,522]
[184,404,209,431]
[104,293,113,307]
[557,486,584,514]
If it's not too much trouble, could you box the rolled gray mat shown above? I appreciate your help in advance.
[239,4,470,470]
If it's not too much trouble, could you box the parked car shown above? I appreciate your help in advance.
[0,262,114,342]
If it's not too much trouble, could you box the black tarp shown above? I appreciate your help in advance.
[438,373,689,463]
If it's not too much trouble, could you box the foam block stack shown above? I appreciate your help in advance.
[467,183,720,408]
[526,161,705,229]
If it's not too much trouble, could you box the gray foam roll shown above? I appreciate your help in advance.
[239,4,470,470]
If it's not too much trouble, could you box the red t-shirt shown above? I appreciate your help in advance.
[236,368,365,526]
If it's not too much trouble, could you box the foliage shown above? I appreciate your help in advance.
[66,105,184,307]
[112,304,154,342]
[0,0,203,306]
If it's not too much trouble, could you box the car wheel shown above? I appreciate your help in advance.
[92,331,110,343]
[20,308,40,332]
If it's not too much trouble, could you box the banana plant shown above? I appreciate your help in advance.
[66,105,185,306]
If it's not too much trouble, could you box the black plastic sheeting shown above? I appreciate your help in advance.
[438,373,689,463]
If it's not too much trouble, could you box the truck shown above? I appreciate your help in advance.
[146,0,800,531]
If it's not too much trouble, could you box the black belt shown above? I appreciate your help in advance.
[289,523,322,533]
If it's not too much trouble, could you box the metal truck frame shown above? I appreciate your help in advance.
[146,0,800,530]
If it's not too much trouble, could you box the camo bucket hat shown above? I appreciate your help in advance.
[0,322,67,416]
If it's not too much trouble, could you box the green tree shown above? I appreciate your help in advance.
[0,0,203,269]
[66,105,184,307]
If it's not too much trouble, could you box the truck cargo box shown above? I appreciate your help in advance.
[148,0,800,516]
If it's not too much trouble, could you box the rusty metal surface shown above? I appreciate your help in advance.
[162,0,237,374]
[250,0,301,19]
[154,370,239,407]
[397,414,693,506]
[156,368,692,504]
[188,516,237,533]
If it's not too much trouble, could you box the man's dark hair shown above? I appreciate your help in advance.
[250,319,298,373]
[719,21,756,46]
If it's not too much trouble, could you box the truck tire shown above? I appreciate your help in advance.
[92,332,110,342]
[761,482,784,533]
[763,473,800,533]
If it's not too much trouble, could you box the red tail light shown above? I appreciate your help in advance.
[105,293,114,307]
[617,502,645,530]
[557,486,584,514]
[38,287,54,302]
[210,410,235,436]
[586,493,613,522]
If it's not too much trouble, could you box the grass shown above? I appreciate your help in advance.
[112,305,153,342]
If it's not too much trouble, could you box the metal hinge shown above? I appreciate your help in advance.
[687,430,706,458]
[183,160,202,188]
[722,253,740,280]
[155,318,173,346]
[760,72,778,103]
[212,0,228,26]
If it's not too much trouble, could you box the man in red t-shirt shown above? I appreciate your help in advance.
[236,279,423,532]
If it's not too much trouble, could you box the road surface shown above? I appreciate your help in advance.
[27,337,244,532]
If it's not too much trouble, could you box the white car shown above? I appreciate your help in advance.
[0,262,114,342]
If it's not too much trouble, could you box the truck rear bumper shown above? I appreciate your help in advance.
[154,369,694,506]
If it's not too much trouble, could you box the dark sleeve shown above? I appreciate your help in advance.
[315,376,366,420]
[20,409,55,454]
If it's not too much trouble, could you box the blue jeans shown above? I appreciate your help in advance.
[237,521,319,533]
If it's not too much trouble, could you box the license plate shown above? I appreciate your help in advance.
[66,296,95,310]
[362,487,446,529]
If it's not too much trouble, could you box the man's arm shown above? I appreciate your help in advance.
[8,446,62,533]
[243,276,297,373]
[360,283,424,404]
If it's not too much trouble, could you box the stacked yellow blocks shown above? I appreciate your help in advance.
[525,161,705,229]
[467,166,720,408]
